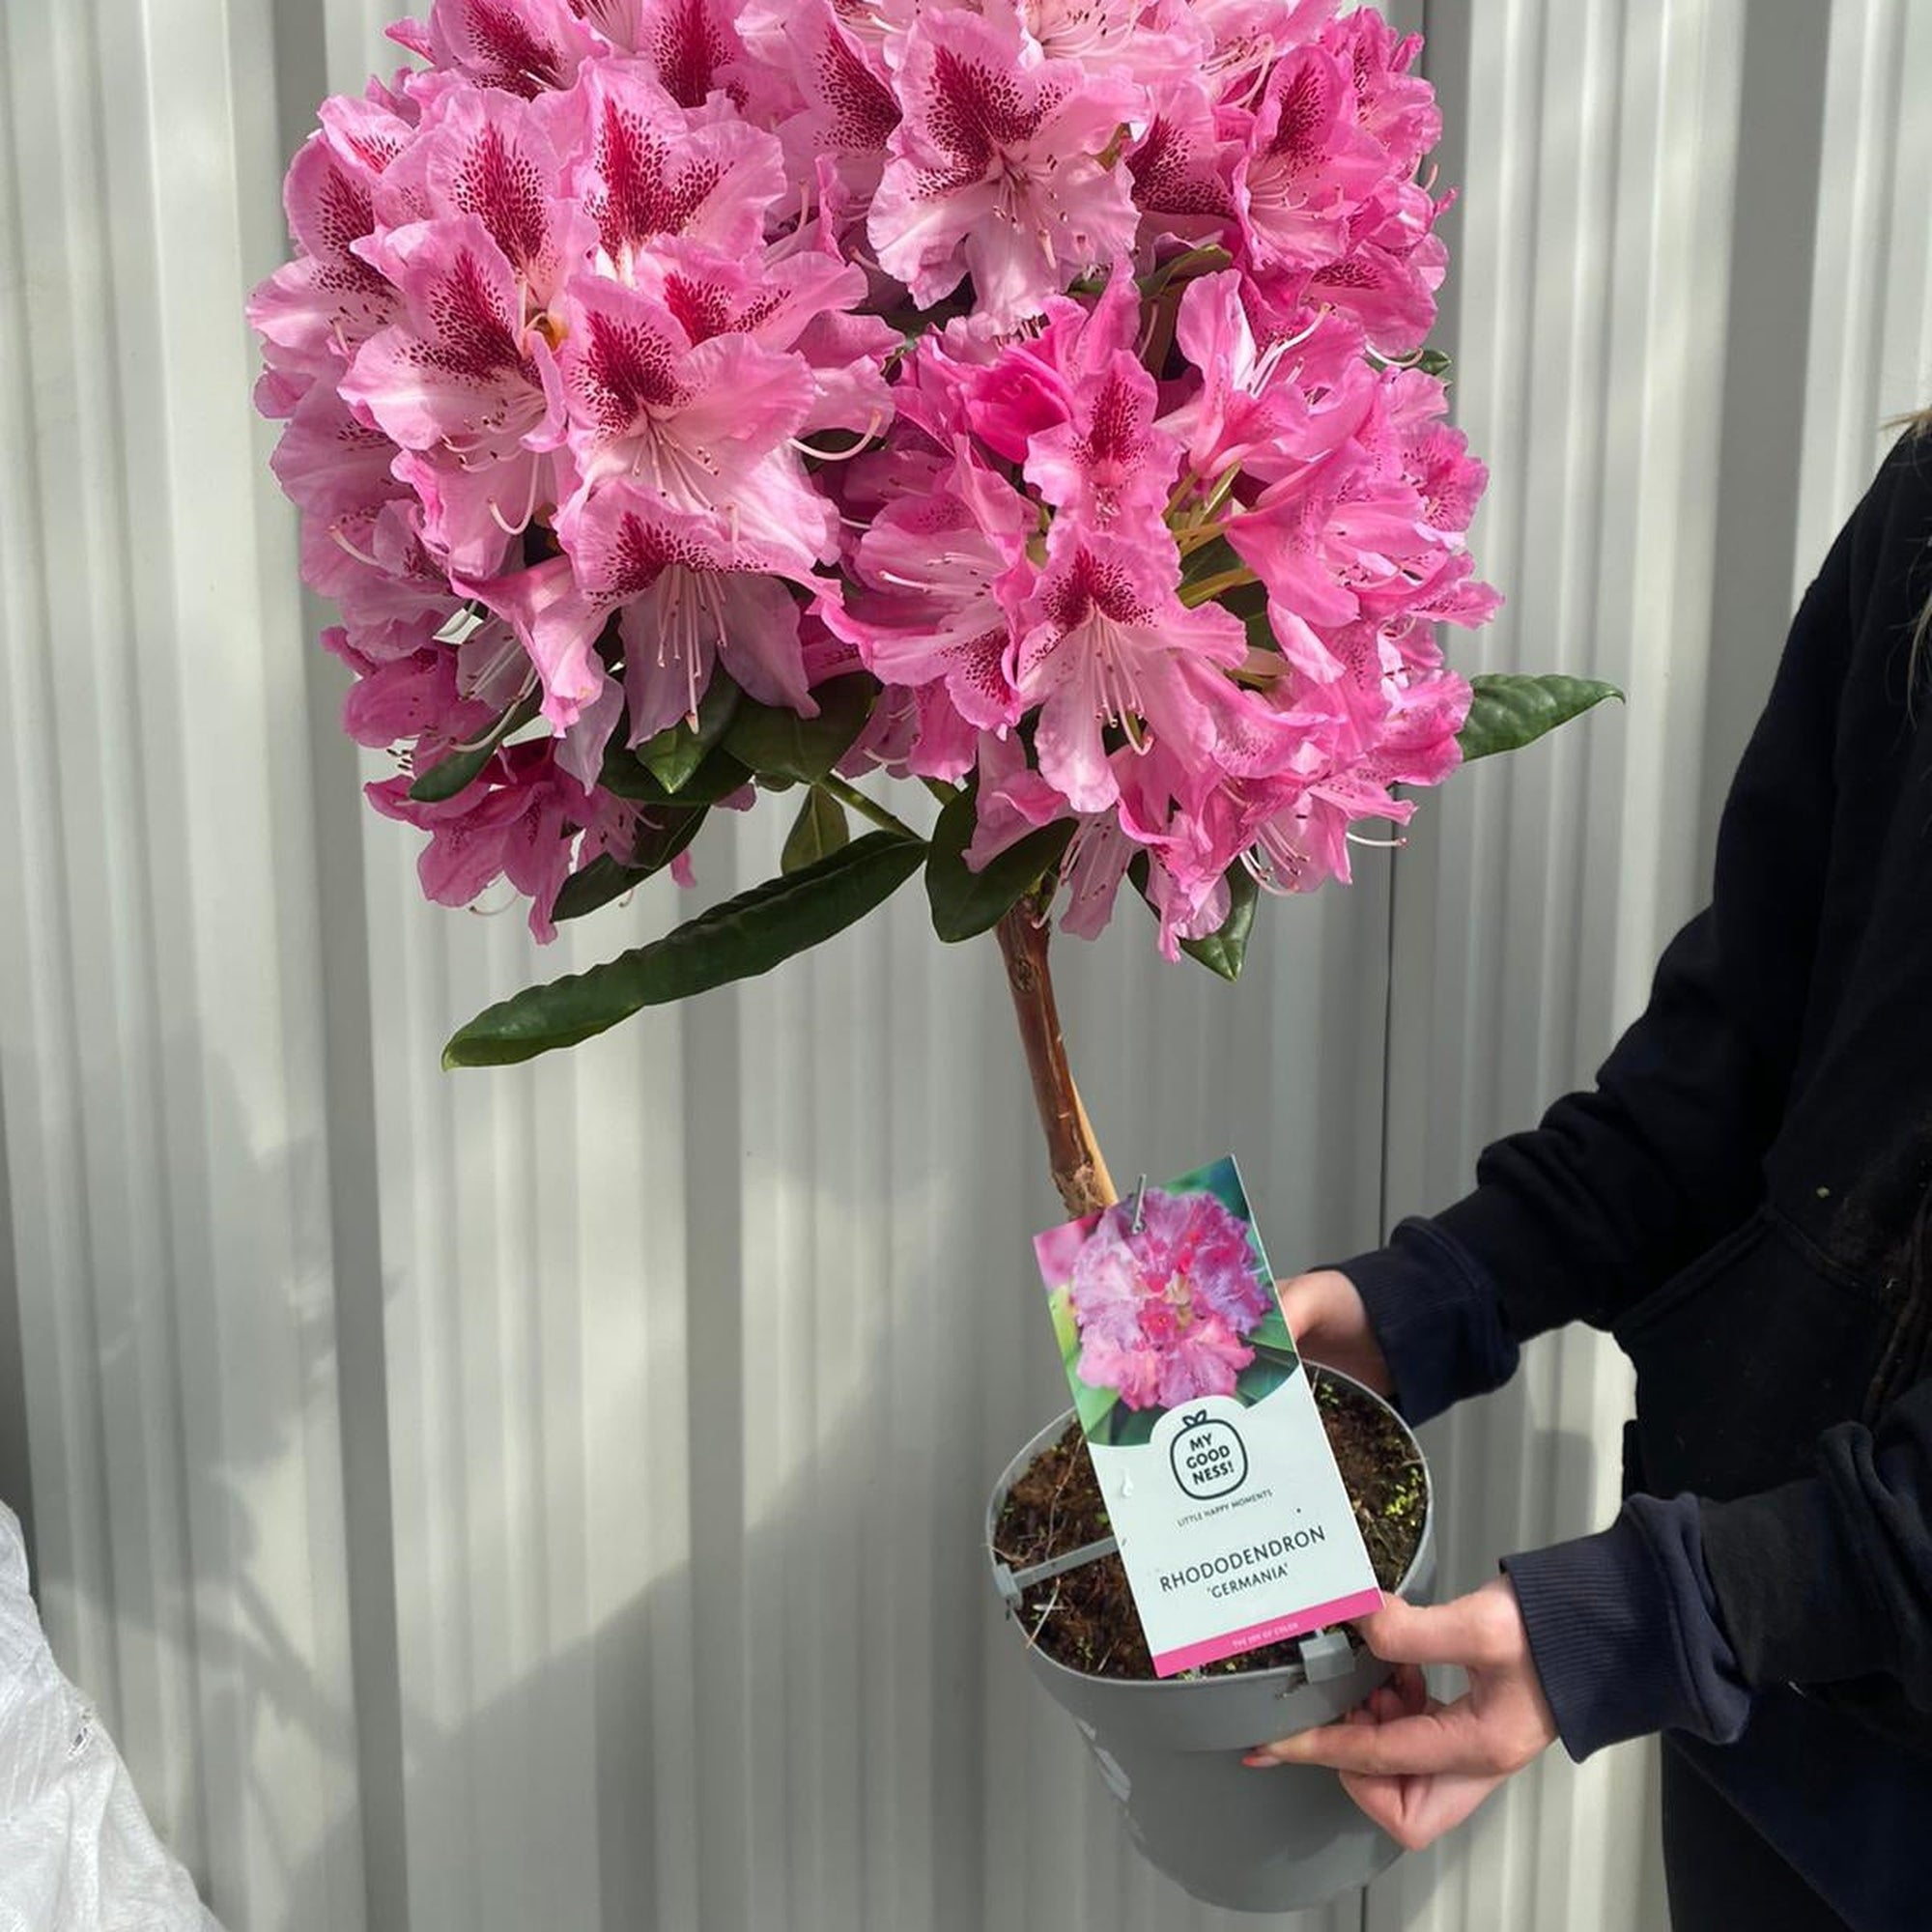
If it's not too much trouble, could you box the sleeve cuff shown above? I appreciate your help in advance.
[1503,1495,1752,1761]
[1698,1466,1892,1692]
[1325,1217,1520,1426]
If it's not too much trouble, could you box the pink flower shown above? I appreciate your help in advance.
[1161,269,1365,483]
[575,0,754,111]
[554,271,835,567]
[326,627,497,751]
[1008,524,1275,815]
[628,237,894,435]
[771,0,900,191]
[1125,81,1236,240]
[463,478,818,748]
[1232,44,1383,275]
[400,0,600,99]
[1022,263,1181,529]
[247,126,404,392]
[341,214,566,576]
[869,7,1142,327]
[368,737,647,940]
[373,84,583,316]
[544,61,785,275]
[1067,1186,1273,1410]
[826,454,1028,730]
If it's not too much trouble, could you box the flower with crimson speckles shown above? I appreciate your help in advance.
[869,5,1141,329]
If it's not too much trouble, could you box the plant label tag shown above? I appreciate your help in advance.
[1033,1155,1382,1677]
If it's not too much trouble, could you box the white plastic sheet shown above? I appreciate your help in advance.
[0,1506,220,1932]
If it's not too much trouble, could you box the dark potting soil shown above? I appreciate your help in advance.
[992,1368,1427,1682]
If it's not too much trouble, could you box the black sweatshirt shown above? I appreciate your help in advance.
[1334,429,1932,1927]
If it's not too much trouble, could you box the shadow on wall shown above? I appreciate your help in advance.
[20,1008,1603,1931]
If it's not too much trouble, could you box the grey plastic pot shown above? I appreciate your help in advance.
[985,1366,1435,1914]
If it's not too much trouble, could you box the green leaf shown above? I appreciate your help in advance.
[443,831,926,1066]
[1245,1308,1296,1357]
[551,809,708,923]
[601,741,753,806]
[1179,533,1241,590]
[635,678,741,793]
[1107,1405,1159,1449]
[924,784,1076,943]
[781,789,850,874]
[552,856,644,924]
[722,675,873,784]
[1457,673,1624,763]
[408,690,540,803]
[1178,864,1259,981]
[1139,243,1233,302]
[1234,1358,1294,1406]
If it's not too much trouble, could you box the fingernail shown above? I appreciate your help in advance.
[1241,1752,1278,1769]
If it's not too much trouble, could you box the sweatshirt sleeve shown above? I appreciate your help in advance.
[1496,1376,1932,1758]
[1698,1376,1932,1717]
[1502,1494,1752,1758]
[1327,1217,1520,1425]
[1367,447,1891,1352]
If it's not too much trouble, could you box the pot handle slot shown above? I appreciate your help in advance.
[994,1534,1122,1605]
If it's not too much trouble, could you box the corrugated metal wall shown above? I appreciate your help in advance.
[0,3,1923,1928]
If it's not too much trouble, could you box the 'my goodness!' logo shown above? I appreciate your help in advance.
[1170,1410,1248,1500]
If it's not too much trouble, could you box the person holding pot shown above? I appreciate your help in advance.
[1264,421,1932,1932]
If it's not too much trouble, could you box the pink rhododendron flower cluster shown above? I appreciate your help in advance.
[1068,1186,1272,1408]
[250,0,1495,950]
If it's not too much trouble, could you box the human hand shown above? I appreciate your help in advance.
[1276,1268,1394,1399]
[1242,1580,1558,1850]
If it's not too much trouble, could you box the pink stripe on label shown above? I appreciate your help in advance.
[1150,1588,1385,1679]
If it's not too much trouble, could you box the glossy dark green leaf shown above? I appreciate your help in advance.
[551,809,707,923]
[635,678,741,793]
[443,831,926,1066]
[781,789,850,874]
[600,741,753,806]
[551,856,643,924]
[1178,864,1259,981]
[408,690,540,803]
[722,675,873,783]
[923,784,1075,943]
[1107,1405,1159,1449]
[1457,673,1624,762]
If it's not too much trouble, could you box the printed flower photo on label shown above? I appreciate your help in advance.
[1037,1156,1301,1447]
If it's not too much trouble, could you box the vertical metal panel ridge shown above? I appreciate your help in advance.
[274,0,413,1896]
[0,0,120,1718]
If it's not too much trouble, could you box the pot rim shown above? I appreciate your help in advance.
[984,1361,1431,1693]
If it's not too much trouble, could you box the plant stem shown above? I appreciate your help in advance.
[1178,565,1259,609]
[815,773,917,838]
[994,897,1119,1220]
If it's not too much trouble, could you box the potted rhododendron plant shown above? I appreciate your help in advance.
[250,0,1614,1909]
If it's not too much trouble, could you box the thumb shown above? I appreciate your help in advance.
[1356,1593,1515,1670]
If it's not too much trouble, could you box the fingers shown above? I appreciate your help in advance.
[1247,1703,1476,1776]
